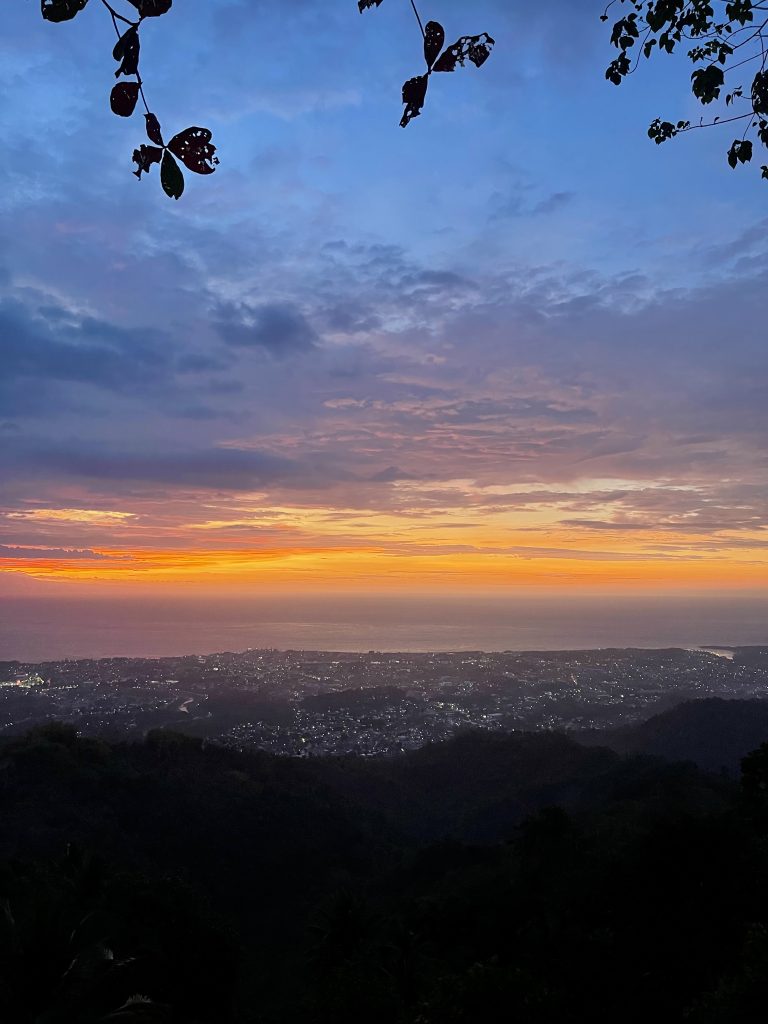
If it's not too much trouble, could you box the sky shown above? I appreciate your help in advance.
[1,0,768,605]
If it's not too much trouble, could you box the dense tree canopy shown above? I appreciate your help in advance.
[603,0,768,177]
[3,721,768,1021]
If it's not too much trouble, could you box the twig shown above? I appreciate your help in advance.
[99,0,136,28]
[409,0,425,39]
[103,0,151,116]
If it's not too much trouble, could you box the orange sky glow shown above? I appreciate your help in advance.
[3,486,767,593]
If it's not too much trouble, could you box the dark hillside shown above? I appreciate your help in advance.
[1,723,767,1023]
[578,697,768,773]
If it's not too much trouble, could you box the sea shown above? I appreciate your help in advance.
[0,592,766,662]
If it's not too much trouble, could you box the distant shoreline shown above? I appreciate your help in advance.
[2,643,767,667]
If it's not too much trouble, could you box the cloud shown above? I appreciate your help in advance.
[402,270,476,293]
[0,295,173,408]
[320,300,381,335]
[369,466,422,483]
[0,545,109,560]
[4,509,135,525]
[532,191,574,216]
[0,437,359,494]
[491,187,576,220]
[214,301,319,355]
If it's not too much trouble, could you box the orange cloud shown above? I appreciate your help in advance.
[2,538,766,590]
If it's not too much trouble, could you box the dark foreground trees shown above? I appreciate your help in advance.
[3,723,768,1021]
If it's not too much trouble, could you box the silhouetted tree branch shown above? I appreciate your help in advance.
[41,0,217,199]
[602,0,768,178]
[359,0,495,127]
[38,0,495,199]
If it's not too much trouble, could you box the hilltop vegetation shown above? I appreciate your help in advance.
[2,722,768,1021]
[579,697,768,774]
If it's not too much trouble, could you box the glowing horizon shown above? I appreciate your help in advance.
[3,487,768,593]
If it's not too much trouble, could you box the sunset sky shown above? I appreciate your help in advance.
[1,0,767,600]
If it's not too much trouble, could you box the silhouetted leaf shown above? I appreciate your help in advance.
[358,0,384,11]
[110,82,140,118]
[648,118,686,144]
[752,71,768,114]
[605,52,631,84]
[434,33,495,73]
[728,138,753,167]
[400,75,428,128]
[145,113,164,146]
[161,150,185,199]
[168,127,218,174]
[125,0,173,16]
[691,64,724,104]
[424,21,445,69]
[132,144,162,179]
[40,0,89,22]
[113,26,140,79]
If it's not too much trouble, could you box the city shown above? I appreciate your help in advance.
[1,646,767,756]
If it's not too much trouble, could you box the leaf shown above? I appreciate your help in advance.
[358,0,384,10]
[40,0,89,22]
[113,26,140,79]
[605,52,631,85]
[110,82,140,118]
[727,138,753,167]
[168,127,218,174]
[145,113,164,146]
[424,21,445,69]
[752,71,768,114]
[161,150,185,199]
[691,64,724,104]
[727,0,755,27]
[433,33,495,73]
[643,38,657,59]
[610,13,640,51]
[648,118,679,144]
[132,144,163,179]
[400,74,428,128]
[125,0,173,16]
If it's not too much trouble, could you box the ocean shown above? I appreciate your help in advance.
[0,592,766,662]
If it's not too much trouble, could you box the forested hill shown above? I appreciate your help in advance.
[3,724,768,1022]
[579,697,768,774]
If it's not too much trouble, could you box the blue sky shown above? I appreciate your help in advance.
[1,0,767,596]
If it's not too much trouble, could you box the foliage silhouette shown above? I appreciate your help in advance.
[602,0,768,179]
[39,0,217,201]
[38,1,495,198]
[358,0,494,127]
